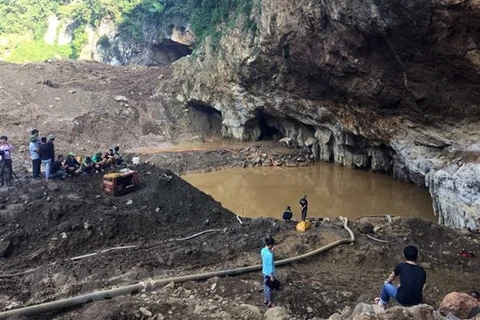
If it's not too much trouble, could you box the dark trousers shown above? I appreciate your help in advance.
[32,159,41,178]
[301,209,307,222]
[0,159,12,185]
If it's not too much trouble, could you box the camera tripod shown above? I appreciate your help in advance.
[0,159,23,190]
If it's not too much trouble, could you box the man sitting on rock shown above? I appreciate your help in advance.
[375,245,426,308]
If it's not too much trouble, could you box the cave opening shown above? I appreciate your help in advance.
[187,101,223,136]
[147,39,193,66]
[258,113,283,141]
[244,112,284,141]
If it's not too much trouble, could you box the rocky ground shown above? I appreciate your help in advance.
[140,143,316,175]
[0,164,477,319]
[0,53,478,320]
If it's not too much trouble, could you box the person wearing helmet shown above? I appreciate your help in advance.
[81,156,94,174]
[65,152,81,175]
[92,152,106,172]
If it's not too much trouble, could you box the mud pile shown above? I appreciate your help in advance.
[0,167,478,319]
[0,165,236,264]
[0,165,289,313]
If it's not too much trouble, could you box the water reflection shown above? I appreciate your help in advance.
[183,163,435,221]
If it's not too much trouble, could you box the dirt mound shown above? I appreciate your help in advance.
[0,164,293,314]
[0,172,478,319]
[0,165,239,264]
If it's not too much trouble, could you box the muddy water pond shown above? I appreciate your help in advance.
[183,163,436,221]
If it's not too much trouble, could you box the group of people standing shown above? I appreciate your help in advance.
[28,130,56,181]
[28,129,123,181]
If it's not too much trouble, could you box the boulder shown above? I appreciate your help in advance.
[0,240,11,258]
[264,307,291,320]
[113,95,128,102]
[304,137,317,147]
[332,303,435,320]
[279,137,292,146]
[350,303,377,318]
[357,218,374,234]
[240,304,262,318]
[439,292,480,319]
[139,307,152,317]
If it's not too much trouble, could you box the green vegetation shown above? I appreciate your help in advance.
[0,0,257,62]
[0,0,62,39]
[5,41,71,62]
[161,0,256,49]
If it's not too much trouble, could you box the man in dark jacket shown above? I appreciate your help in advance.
[299,195,308,222]
[282,206,293,222]
[39,137,53,181]
[65,153,81,175]
[47,134,55,161]
[50,155,66,180]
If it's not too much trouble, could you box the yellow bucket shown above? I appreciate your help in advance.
[296,221,311,232]
[104,173,122,179]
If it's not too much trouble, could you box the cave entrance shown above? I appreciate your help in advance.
[258,113,282,141]
[187,101,222,136]
[148,39,193,65]
[244,112,284,141]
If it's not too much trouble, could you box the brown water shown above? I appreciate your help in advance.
[182,163,436,221]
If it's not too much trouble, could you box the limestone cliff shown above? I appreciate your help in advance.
[171,0,480,229]
[37,14,193,66]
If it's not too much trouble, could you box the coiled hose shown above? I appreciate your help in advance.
[0,217,355,319]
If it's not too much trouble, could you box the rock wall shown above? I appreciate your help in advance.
[171,0,480,229]
[97,19,194,66]
[44,14,193,65]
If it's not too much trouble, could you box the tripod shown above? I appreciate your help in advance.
[0,159,22,189]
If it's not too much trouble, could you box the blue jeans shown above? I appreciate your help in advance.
[263,275,273,303]
[380,283,398,305]
[42,159,52,180]
[51,169,65,180]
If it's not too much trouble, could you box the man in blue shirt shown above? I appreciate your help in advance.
[29,135,40,179]
[261,237,276,307]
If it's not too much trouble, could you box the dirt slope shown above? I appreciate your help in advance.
[0,166,477,319]
[0,60,218,166]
